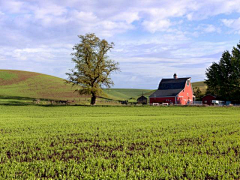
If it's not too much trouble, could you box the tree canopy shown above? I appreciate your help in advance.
[205,42,240,102]
[66,33,120,105]
[193,87,203,101]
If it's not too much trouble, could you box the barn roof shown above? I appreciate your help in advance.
[149,89,183,97]
[137,95,147,101]
[158,78,190,90]
[149,77,190,98]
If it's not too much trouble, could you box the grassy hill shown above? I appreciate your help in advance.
[0,70,153,104]
[103,89,154,100]
[192,81,207,94]
[0,70,83,101]
[0,70,207,104]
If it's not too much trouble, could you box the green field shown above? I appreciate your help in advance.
[103,88,154,100]
[0,106,239,179]
[0,70,152,104]
[0,70,82,101]
[0,70,205,105]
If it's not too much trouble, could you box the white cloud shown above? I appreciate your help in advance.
[0,11,4,23]
[72,11,97,22]
[68,11,134,36]
[1,0,240,88]
[111,11,140,24]
[185,0,240,20]
[117,60,208,86]
[34,4,67,18]
[142,19,171,33]
[203,24,221,33]
[32,3,68,26]
[0,44,71,63]
[186,13,193,21]
[1,0,240,34]
[222,18,240,34]
[195,24,221,34]
[0,0,25,13]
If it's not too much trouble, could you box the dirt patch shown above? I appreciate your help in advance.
[0,70,39,86]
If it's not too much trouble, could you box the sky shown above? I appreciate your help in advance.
[0,0,240,89]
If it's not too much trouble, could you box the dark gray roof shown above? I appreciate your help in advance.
[149,89,183,98]
[137,95,147,101]
[158,78,190,90]
[149,77,190,98]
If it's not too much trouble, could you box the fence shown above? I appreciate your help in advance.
[193,101,202,105]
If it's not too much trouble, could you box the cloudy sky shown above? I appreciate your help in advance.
[0,0,240,89]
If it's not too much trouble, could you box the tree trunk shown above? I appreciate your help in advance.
[91,93,96,105]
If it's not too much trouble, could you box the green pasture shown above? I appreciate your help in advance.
[192,81,207,93]
[0,106,239,179]
[0,70,151,102]
[0,70,205,104]
[0,71,18,80]
[0,70,81,100]
[103,89,153,100]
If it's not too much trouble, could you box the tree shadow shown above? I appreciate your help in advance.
[0,95,121,107]
[0,95,35,100]
[0,95,33,106]
[0,95,84,107]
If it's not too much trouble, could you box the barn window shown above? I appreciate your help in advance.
[187,80,190,86]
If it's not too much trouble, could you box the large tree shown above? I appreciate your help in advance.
[205,42,240,102]
[66,33,120,105]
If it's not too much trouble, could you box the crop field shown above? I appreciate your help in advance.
[0,106,240,179]
[0,70,82,100]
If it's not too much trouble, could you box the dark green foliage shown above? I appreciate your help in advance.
[193,87,203,100]
[205,42,240,101]
[66,33,120,105]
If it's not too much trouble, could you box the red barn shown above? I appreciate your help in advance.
[202,95,216,105]
[149,74,194,105]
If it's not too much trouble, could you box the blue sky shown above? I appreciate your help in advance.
[0,0,240,89]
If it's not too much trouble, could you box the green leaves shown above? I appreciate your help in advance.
[66,33,120,105]
[205,42,240,102]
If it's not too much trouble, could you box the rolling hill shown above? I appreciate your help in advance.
[103,88,154,100]
[192,81,207,93]
[0,70,152,102]
[0,70,82,100]
[0,70,207,104]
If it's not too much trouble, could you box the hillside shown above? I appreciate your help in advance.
[0,70,207,104]
[103,88,154,100]
[192,81,207,93]
[0,70,152,103]
[0,70,83,100]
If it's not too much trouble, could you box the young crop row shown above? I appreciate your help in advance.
[0,106,239,179]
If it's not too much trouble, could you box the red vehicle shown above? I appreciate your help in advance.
[149,74,194,105]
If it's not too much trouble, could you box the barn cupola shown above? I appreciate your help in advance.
[173,73,178,79]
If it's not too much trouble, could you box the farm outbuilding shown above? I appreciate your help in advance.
[202,95,216,105]
[149,74,194,105]
[137,95,147,104]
